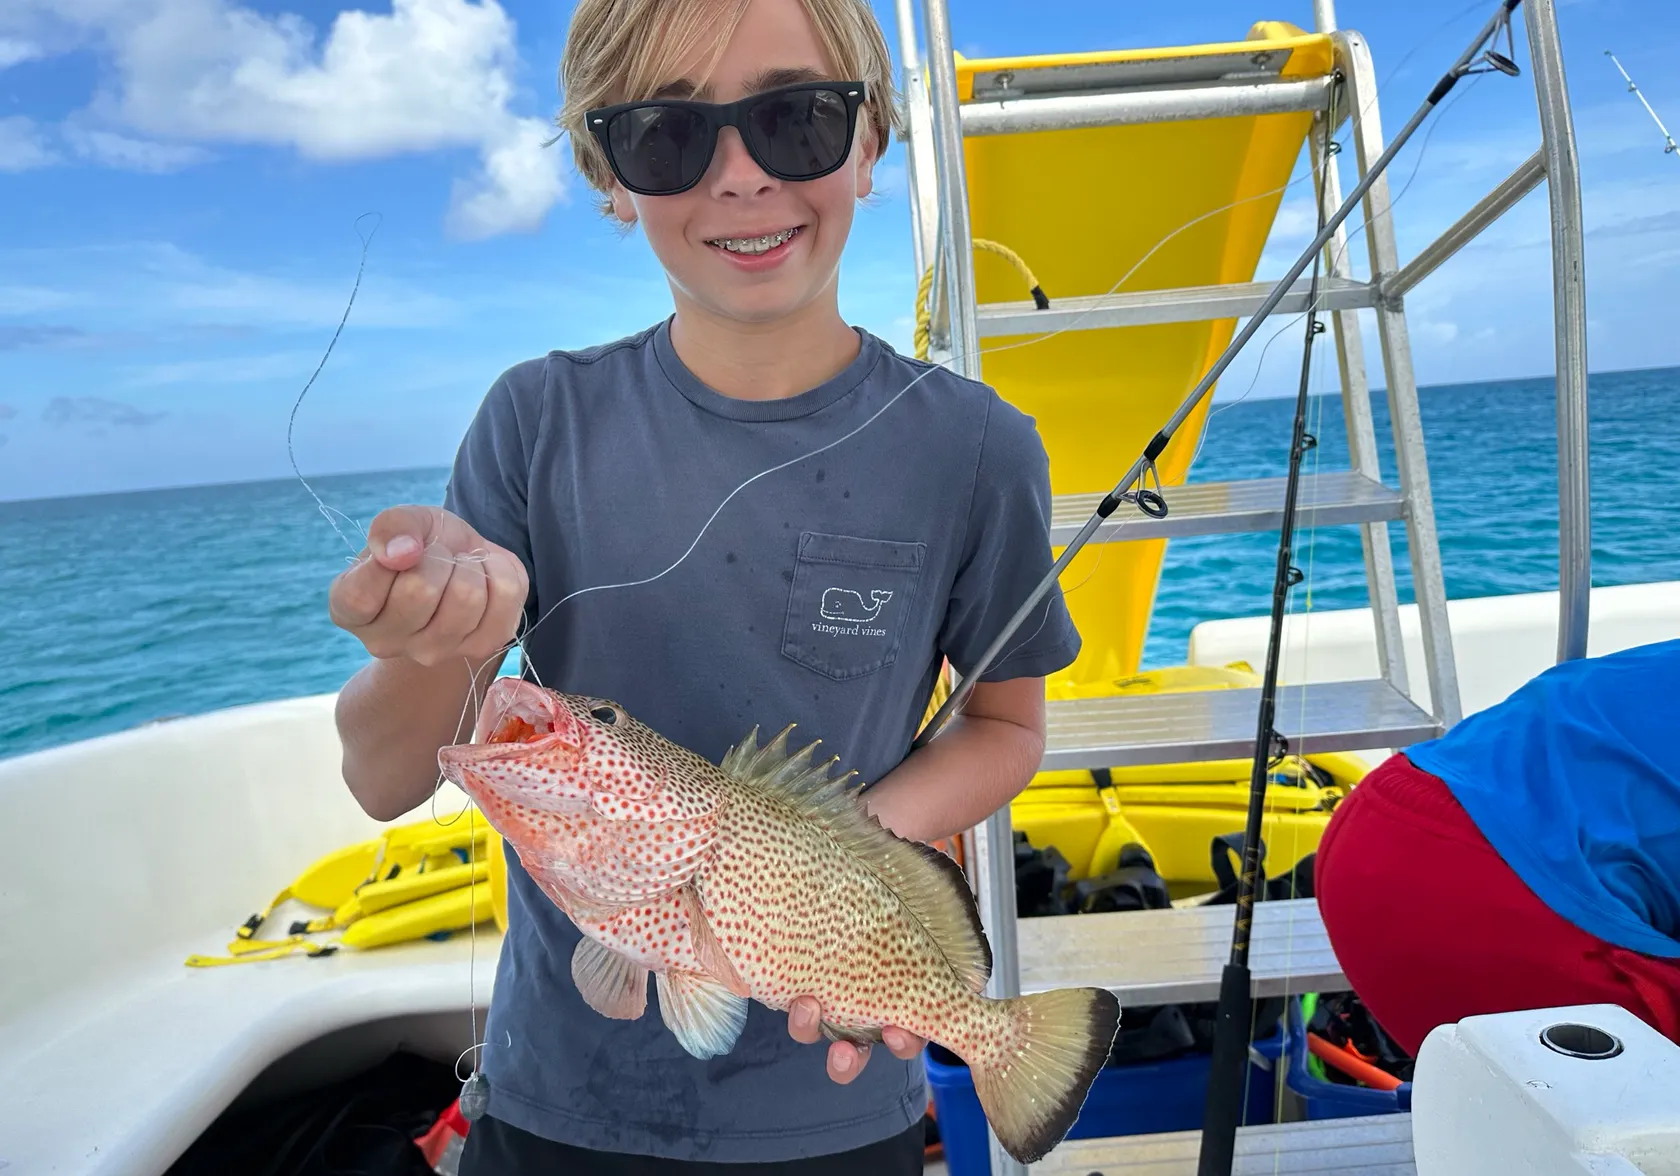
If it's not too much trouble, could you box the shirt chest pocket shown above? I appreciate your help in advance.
[781,531,927,682]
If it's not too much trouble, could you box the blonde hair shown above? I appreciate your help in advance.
[557,0,902,213]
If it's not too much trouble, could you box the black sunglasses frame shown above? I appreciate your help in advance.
[585,79,869,196]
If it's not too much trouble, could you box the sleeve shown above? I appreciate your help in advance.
[441,362,543,630]
[937,395,1082,683]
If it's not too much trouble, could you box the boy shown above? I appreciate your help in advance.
[1316,639,1680,1057]
[327,0,1080,1171]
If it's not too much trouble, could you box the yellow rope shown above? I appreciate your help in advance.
[913,238,1048,361]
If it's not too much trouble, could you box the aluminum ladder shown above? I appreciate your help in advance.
[894,0,1589,1171]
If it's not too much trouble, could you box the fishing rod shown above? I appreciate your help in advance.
[1605,50,1678,157]
[1193,89,1336,1176]
[1198,3,1527,1173]
[912,0,1527,753]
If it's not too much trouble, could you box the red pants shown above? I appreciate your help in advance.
[1314,752,1680,1056]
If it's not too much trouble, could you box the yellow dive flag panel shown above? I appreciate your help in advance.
[952,23,1333,686]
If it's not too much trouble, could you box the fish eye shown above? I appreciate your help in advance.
[589,705,620,726]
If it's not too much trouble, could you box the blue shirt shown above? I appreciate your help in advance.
[1405,639,1680,959]
[442,319,1080,1161]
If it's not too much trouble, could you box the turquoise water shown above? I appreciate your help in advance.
[2,366,1675,762]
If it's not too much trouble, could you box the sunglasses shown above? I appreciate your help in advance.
[586,80,868,196]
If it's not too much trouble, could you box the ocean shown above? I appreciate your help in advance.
[2,366,1676,762]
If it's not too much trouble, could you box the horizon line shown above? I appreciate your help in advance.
[3,360,1676,507]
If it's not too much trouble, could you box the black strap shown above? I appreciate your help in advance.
[1210,831,1266,896]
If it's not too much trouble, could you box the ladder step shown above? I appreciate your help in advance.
[1043,680,1441,772]
[1052,470,1405,545]
[1017,898,1344,1007]
[1029,1114,1416,1175]
[975,274,1376,336]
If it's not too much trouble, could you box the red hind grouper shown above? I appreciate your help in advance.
[437,676,1121,1164]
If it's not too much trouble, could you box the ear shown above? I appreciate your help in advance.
[610,183,638,226]
[853,121,880,201]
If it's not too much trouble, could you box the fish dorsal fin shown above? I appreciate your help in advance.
[719,724,993,995]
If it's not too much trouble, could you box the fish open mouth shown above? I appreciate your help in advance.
[440,685,584,803]
[437,679,584,792]
[486,711,555,744]
[467,678,573,746]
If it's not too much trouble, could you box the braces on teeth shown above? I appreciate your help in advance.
[713,228,798,254]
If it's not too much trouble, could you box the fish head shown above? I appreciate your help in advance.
[437,677,675,831]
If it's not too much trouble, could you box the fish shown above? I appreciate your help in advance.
[437,677,1121,1164]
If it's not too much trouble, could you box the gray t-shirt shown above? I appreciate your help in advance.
[443,317,1079,1162]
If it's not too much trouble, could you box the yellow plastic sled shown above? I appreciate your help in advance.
[1010,665,1368,897]
[948,23,1335,688]
[185,812,504,967]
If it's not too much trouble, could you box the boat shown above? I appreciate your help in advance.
[3,1,1678,1174]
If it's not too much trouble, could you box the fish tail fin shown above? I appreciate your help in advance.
[970,986,1121,1165]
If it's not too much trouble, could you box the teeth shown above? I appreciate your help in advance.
[712,227,798,254]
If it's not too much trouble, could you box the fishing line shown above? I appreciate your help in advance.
[1261,267,1334,1145]
[288,211,383,558]
[1199,75,1339,1176]
[1188,66,1484,475]
[427,155,1343,1106]
[289,0,1479,685]
[276,3,1520,1118]
[921,1,1527,748]
[491,158,1341,676]
[1270,305,1332,1134]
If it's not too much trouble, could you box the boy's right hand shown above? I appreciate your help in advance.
[329,504,529,668]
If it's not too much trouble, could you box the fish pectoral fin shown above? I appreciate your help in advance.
[571,936,650,1020]
[655,968,749,1060]
[679,886,750,998]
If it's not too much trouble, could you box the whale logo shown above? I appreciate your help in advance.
[820,587,893,624]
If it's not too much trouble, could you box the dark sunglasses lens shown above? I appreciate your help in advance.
[606,106,712,192]
[744,88,852,178]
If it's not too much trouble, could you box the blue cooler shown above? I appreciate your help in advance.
[924,1020,1285,1176]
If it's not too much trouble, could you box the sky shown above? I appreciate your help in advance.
[1,0,1676,501]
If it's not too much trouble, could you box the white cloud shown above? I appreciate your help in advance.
[868,161,907,201]
[0,36,42,68]
[1,240,460,332]
[5,0,566,235]
[121,350,320,387]
[63,125,210,172]
[447,116,568,240]
[0,117,57,171]
[1269,198,1318,243]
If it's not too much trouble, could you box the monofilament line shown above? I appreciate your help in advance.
[288,212,382,557]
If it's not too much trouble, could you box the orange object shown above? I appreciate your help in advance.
[1306,1032,1403,1091]
[414,1098,469,1173]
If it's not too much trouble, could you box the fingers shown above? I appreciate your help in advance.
[347,534,459,661]
[328,504,444,632]
[328,551,400,631]
[403,551,490,665]
[459,545,530,663]
[828,1027,922,1081]
[787,996,822,1045]
[365,504,445,570]
[328,504,528,668]
[882,1026,926,1060]
[789,998,922,1084]
[827,1040,870,1084]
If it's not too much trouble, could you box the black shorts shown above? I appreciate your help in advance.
[458,1115,926,1174]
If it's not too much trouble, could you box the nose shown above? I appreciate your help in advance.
[708,126,778,199]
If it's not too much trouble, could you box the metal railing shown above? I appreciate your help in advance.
[890,0,1589,1171]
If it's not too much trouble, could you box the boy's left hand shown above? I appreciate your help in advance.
[787,996,925,1084]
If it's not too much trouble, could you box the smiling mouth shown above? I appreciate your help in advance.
[706,226,801,255]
